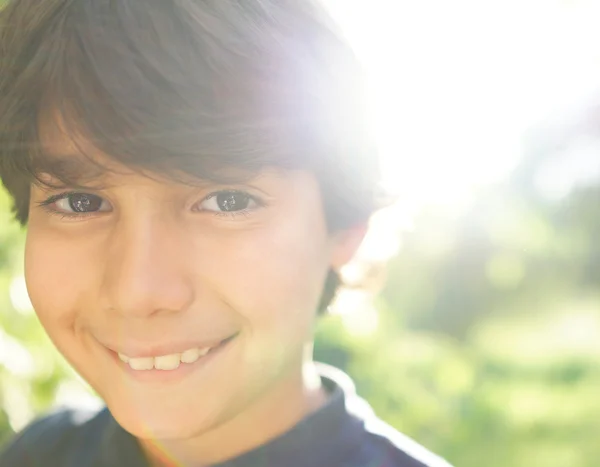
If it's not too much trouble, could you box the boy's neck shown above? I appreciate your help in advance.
[141,358,329,467]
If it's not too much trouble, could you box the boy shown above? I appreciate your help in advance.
[0,1,451,466]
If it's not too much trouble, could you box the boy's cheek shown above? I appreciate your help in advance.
[24,238,94,364]
[25,231,84,314]
[212,213,330,312]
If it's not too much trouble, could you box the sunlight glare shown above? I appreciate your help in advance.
[326,0,600,212]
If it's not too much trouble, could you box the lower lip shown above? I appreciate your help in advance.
[109,336,236,383]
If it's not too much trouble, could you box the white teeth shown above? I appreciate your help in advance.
[128,357,154,371]
[154,353,181,371]
[180,348,201,364]
[120,346,215,371]
[180,347,211,364]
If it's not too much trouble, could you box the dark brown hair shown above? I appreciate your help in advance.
[0,0,381,311]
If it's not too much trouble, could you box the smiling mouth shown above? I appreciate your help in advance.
[116,335,237,371]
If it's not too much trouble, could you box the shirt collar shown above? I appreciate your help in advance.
[101,363,366,467]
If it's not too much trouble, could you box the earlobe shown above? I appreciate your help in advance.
[330,223,368,272]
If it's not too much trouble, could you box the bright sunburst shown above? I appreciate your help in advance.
[326,0,600,213]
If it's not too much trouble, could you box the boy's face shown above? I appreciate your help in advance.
[24,118,361,439]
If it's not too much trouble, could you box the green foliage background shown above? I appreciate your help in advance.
[314,158,600,466]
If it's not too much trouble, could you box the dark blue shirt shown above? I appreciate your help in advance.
[0,365,452,467]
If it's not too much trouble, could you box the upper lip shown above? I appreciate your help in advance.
[103,334,237,358]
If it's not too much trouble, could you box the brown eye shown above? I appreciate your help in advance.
[54,193,110,213]
[199,190,258,214]
[69,194,102,212]
[215,192,250,212]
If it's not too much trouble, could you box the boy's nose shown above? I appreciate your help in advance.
[102,217,195,319]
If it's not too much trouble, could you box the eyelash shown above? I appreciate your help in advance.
[36,190,264,221]
[36,191,94,221]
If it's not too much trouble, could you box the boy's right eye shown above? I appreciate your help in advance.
[39,192,112,217]
[57,193,107,213]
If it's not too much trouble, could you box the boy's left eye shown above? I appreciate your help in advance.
[196,191,258,213]
[46,192,112,214]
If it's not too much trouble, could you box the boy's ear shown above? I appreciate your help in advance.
[330,223,368,272]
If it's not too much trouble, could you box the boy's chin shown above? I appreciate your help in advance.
[110,402,222,441]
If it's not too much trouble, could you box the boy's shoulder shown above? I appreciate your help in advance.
[0,406,143,467]
[324,366,452,467]
[0,407,96,466]
[352,408,453,467]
